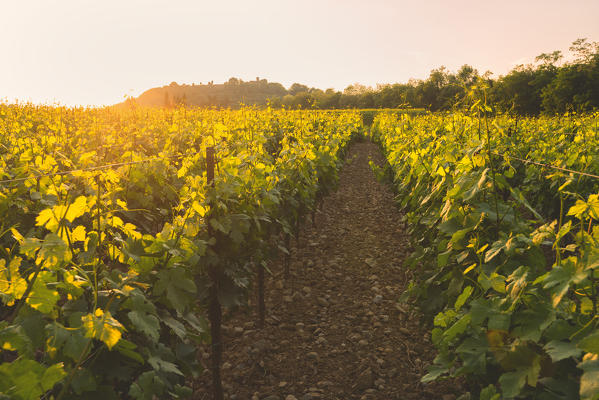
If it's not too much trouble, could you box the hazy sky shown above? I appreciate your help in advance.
[2,0,599,106]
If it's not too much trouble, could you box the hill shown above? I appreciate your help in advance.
[129,78,287,108]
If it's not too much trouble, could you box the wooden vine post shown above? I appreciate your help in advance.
[284,233,291,280]
[257,260,265,328]
[206,146,224,400]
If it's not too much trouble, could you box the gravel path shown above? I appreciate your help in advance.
[194,141,460,400]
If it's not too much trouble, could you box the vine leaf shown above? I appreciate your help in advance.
[82,309,124,350]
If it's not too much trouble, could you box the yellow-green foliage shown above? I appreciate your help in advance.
[372,110,599,399]
[0,104,362,399]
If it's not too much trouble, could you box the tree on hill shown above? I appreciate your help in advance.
[289,83,310,95]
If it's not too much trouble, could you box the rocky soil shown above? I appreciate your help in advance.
[193,141,462,399]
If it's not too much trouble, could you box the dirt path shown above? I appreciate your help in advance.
[194,141,460,400]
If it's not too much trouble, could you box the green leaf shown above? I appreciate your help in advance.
[64,332,89,360]
[11,372,44,399]
[434,309,456,328]
[421,363,449,383]
[462,168,488,201]
[170,384,193,399]
[489,273,506,294]
[65,196,87,222]
[485,238,506,263]
[579,359,599,400]
[154,268,196,314]
[570,194,599,220]
[0,323,32,355]
[470,298,493,325]
[191,201,206,217]
[488,312,511,331]
[0,258,27,306]
[129,371,167,400]
[114,339,144,364]
[578,330,599,354]
[147,356,183,376]
[455,336,488,374]
[71,225,87,242]
[161,315,187,339]
[544,340,582,362]
[128,311,160,343]
[19,237,42,260]
[556,220,572,243]
[0,359,62,400]
[542,259,587,307]
[41,363,66,391]
[444,314,471,341]
[182,312,207,334]
[37,233,72,269]
[449,228,472,250]
[480,384,500,400]
[589,194,599,220]
[70,368,98,395]
[511,306,555,341]
[128,291,157,315]
[209,218,230,234]
[455,286,473,311]
[437,250,450,267]
[499,369,527,398]
[36,208,60,231]
[82,309,124,350]
[26,272,59,314]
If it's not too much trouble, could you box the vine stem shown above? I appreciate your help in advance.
[205,146,224,400]
[257,261,265,328]
[556,190,564,267]
[483,106,501,238]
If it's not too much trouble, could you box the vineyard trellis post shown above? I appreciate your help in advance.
[257,260,265,328]
[206,145,224,400]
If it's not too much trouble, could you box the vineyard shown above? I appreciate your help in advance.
[372,109,599,399]
[1,103,599,399]
[0,104,361,399]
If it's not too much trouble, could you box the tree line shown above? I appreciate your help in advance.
[273,38,599,115]
[128,38,599,115]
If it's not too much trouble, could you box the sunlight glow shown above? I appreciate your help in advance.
[1,0,598,106]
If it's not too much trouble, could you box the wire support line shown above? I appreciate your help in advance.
[0,152,200,185]
[492,152,599,180]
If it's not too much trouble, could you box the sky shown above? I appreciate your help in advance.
[1,0,599,107]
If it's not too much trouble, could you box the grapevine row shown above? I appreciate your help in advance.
[372,110,599,399]
[0,105,362,399]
